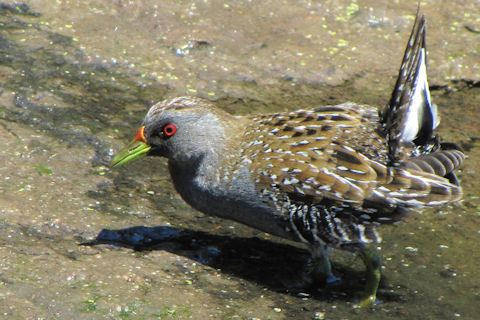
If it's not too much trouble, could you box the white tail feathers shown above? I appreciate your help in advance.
[400,47,439,143]
[381,14,440,163]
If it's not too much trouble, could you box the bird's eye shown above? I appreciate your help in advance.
[162,123,177,138]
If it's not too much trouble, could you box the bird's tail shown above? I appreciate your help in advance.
[380,13,440,165]
[373,12,466,207]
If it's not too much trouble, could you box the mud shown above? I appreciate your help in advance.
[0,1,479,319]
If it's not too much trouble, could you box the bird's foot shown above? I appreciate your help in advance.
[354,247,382,308]
[325,273,342,286]
[305,243,341,287]
[355,293,380,309]
[303,256,342,287]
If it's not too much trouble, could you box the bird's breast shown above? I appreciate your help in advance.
[168,160,294,240]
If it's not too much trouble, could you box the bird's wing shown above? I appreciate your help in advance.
[243,103,384,205]
[243,104,462,209]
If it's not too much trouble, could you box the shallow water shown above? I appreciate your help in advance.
[0,1,479,319]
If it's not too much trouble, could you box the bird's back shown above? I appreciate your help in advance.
[238,102,463,246]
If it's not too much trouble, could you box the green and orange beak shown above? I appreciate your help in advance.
[111,126,151,167]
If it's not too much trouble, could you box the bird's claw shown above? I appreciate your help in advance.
[355,294,378,308]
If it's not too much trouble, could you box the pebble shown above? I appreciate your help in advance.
[314,311,326,320]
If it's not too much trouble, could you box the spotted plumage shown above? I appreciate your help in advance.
[239,100,462,247]
[112,13,465,307]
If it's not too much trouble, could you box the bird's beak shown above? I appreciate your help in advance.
[111,126,151,167]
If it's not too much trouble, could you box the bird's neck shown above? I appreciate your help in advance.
[167,115,248,211]
[167,131,293,239]
[167,150,239,219]
[168,115,263,212]
[168,155,291,238]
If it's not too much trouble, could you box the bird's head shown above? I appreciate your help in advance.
[111,97,233,168]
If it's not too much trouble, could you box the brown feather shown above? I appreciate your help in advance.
[242,103,463,212]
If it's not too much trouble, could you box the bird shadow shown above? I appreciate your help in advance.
[82,225,402,303]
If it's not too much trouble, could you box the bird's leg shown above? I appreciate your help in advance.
[305,242,341,285]
[357,246,382,308]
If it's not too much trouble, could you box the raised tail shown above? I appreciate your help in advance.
[380,13,440,165]
[374,12,466,207]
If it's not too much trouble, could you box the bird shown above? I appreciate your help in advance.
[111,13,464,307]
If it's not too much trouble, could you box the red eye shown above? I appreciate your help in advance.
[162,123,177,138]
